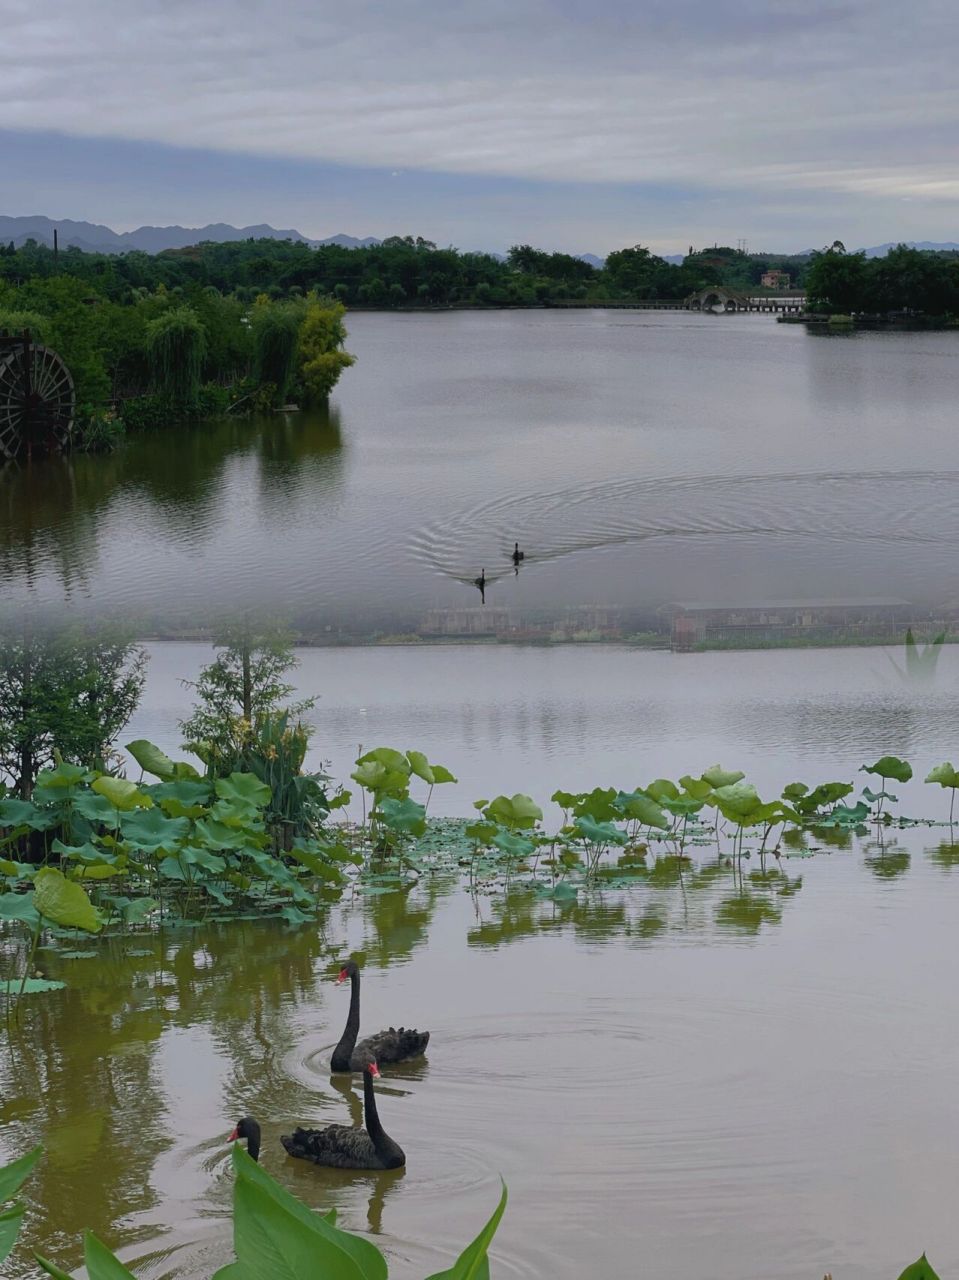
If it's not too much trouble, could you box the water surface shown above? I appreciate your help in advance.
[3,311,959,632]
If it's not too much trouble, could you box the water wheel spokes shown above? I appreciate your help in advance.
[0,338,76,461]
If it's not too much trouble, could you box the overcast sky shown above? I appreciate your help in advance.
[3,0,958,254]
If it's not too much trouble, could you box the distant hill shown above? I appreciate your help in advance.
[0,215,381,254]
[860,240,959,258]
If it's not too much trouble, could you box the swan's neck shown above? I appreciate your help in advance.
[363,1070,399,1161]
[247,1131,261,1163]
[331,970,360,1069]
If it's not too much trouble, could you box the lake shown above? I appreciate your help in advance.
[3,310,959,635]
[3,642,959,1279]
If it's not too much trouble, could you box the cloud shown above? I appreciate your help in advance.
[3,0,958,213]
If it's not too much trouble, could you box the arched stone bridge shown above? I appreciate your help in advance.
[685,286,805,313]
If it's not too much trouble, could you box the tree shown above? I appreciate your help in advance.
[146,305,207,407]
[251,300,300,406]
[297,297,355,400]
[805,246,868,312]
[0,628,147,798]
[179,623,315,775]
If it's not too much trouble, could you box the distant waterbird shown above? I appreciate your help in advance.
[512,542,525,565]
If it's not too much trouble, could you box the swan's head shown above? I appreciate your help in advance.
[229,1117,260,1144]
[335,959,360,984]
[365,1062,382,1079]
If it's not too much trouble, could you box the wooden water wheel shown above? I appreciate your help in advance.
[0,333,75,461]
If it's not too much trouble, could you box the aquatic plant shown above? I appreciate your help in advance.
[924,762,959,825]
[860,756,913,821]
[0,1145,506,1280]
[0,747,357,993]
[350,747,456,851]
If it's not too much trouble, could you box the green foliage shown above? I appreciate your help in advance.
[0,627,146,799]
[145,305,207,408]
[251,301,301,406]
[298,297,356,400]
[862,756,913,784]
[897,1255,941,1280]
[7,1145,506,1279]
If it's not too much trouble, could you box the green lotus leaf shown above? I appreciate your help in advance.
[33,868,102,933]
[214,772,272,810]
[861,756,913,783]
[124,739,177,780]
[92,777,153,812]
[926,762,959,788]
[701,764,746,788]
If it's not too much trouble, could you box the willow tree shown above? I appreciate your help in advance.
[251,302,301,407]
[145,305,207,408]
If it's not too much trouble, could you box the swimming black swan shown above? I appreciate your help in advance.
[229,1116,262,1162]
[283,1064,406,1169]
[331,960,430,1073]
[228,1064,406,1170]
[474,569,486,589]
[512,543,525,565]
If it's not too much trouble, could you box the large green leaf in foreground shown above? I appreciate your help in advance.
[425,1181,508,1280]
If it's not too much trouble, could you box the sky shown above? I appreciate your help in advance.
[3,0,959,255]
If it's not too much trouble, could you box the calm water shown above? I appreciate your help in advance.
[3,311,959,632]
[4,645,959,1278]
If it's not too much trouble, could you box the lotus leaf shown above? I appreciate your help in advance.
[701,764,746,788]
[861,756,913,783]
[92,777,153,812]
[679,775,714,800]
[926,763,959,788]
[0,892,40,927]
[712,781,762,819]
[484,794,543,830]
[125,739,177,780]
[33,868,102,933]
[377,796,428,837]
[215,772,272,810]
[358,746,411,775]
[645,778,679,802]
[490,830,536,858]
[573,816,628,846]
[614,791,670,829]
[121,809,191,854]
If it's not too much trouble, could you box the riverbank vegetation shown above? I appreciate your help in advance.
[3,628,959,1000]
[805,242,959,318]
[0,269,354,450]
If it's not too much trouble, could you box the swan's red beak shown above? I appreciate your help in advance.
[228,1127,239,1142]
[335,968,348,984]
[369,1062,381,1078]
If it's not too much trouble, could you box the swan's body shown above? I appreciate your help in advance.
[280,1065,406,1170]
[474,569,486,589]
[331,960,430,1073]
[229,1065,406,1171]
[512,543,524,565]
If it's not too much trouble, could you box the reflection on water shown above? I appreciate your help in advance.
[4,829,959,1280]
[3,311,959,631]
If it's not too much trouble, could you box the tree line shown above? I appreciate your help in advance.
[0,234,731,310]
[804,242,959,316]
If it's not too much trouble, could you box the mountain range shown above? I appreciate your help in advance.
[3,215,957,264]
[0,215,379,255]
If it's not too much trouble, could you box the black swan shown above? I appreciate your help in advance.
[512,543,525,565]
[331,960,429,1073]
[228,1064,406,1170]
[474,569,486,589]
[229,1116,261,1162]
[285,1064,406,1169]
